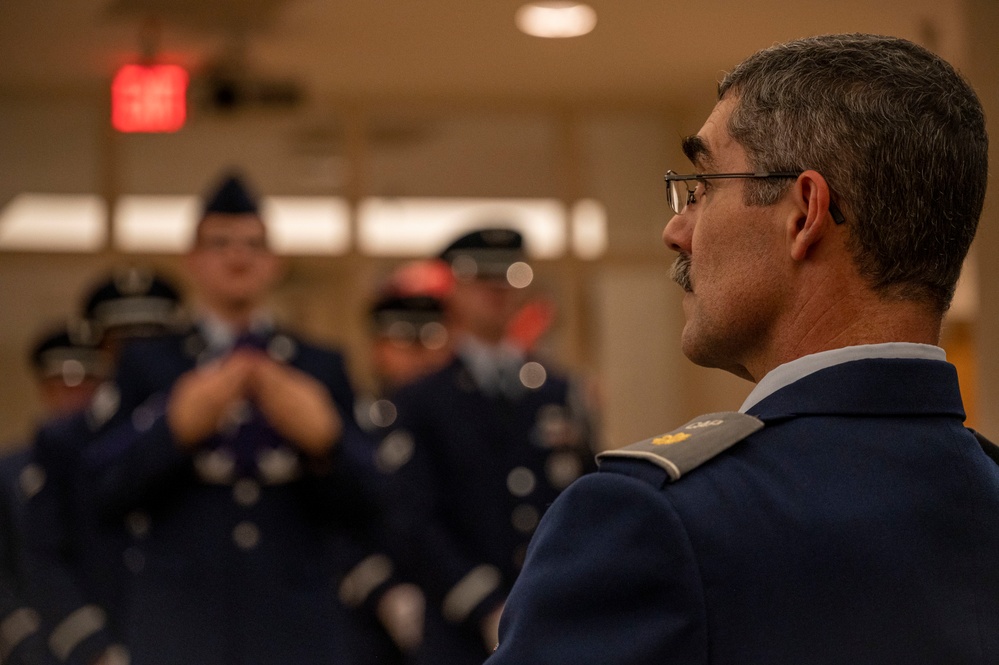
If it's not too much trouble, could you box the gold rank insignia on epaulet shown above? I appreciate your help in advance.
[596,412,764,482]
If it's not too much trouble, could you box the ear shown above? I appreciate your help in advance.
[787,170,836,262]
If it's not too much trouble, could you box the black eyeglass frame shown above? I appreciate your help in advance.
[664,170,846,224]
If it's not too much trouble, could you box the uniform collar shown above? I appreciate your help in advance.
[196,309,276,356]
[744,353,964,423]
[741,343,945,413]
[457,336,525,396]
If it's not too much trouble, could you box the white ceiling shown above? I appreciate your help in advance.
[0,0,969,110]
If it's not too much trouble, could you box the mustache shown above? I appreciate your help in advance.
[670,253,693,292]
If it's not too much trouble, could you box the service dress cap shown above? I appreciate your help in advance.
[30,320,110,384]
[439,228,529,283]
[370,259,454,344]
[82,267,183,333]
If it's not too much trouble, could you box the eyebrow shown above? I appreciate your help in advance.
[681,135,714,171]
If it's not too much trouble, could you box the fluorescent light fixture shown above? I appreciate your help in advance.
[516,2,597,38]
[115,195,350,255]
[571,198,607,259]
[262,197,351,255]
[0,194,107,251]
[358,197,566,258]
[114,195,200,253]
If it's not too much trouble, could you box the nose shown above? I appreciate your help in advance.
[662,211,691,253]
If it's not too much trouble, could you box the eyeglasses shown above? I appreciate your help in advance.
[664,170,846,224]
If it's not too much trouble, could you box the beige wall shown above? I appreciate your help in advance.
[3,9,997,450]
[966,0,999,437]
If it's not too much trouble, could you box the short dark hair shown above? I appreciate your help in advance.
[718,33,988,315]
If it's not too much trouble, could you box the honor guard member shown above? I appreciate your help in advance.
[0,321,110,665]
[83,171,381,665]
[28,323,111,419]
[21,270,183,665]
[378,228,599,665]
[367,259,455,398]
[337,259,456,665]
[487,34,999,665]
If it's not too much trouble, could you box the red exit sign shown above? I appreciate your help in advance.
[112,64,188,133]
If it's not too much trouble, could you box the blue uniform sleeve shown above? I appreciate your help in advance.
[374,405,509,634]
[486,469,706,664]
[21,418,117,665]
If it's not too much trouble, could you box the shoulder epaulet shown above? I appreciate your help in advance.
[596,412,764,482]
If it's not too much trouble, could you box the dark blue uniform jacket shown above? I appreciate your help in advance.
[488,358,999,664]
[381,353,596,664]
[85,327,381,665]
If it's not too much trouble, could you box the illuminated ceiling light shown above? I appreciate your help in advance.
[358,198,566,258]
[114,195,350,255]
[114,195,200,252]
[0,194,107,252]
[515,2,597,38]
[571,199,607,259]
[262,197,351,255]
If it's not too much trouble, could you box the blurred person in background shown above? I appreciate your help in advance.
[22,268,184,665]
[0,321,110,664]
[376,227,600,665]
[366,259,455,398]
[83,171,381,665]
[335,259,456,665]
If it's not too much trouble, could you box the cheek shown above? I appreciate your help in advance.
[690,214,782,313]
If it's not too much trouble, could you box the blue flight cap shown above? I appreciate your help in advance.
[201,171,260,217]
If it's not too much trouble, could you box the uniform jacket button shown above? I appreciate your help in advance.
[233,521,261,550]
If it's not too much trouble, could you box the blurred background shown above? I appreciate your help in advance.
[2,0,998,450]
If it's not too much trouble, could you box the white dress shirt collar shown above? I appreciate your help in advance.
[739,342,947,413]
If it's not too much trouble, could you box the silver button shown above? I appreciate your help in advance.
[368,400,398,429]
[194,450,236,484]
[233,521,261,550]
[88,383,120,430]
[257,448,301,485]
[519,362,547,390]
[506,467,536,498]
[546,452,583,489]
[232,478,261,507]
[18,464,46,500]
[511,504,540,534]
[267,335,297,363]
[125,511,151,538]
[376,430,415,474]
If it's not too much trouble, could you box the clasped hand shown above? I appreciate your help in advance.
[166,349,342,458]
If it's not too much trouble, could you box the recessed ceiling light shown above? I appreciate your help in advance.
[515,2,597,39]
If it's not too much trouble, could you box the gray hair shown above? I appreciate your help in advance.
[719,33,988,315]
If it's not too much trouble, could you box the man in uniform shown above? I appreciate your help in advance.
[379,228,598,665]
[84,171,380,665]
[335,259,456,665]
[366,259,455,398]
[0,321,110,665]
[487,34,999,664]
[22,269,183,665]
